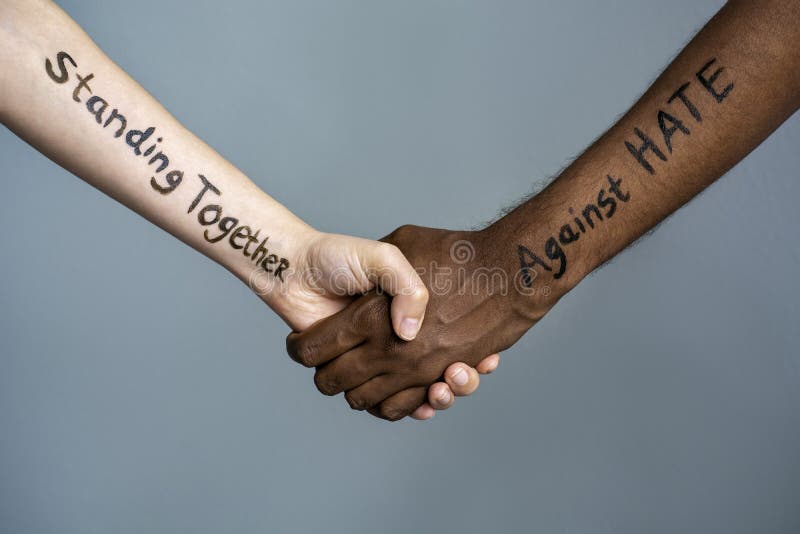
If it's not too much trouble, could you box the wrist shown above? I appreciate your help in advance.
[446,228,547,332]
[217,190,318,302]
[477,203,595,323]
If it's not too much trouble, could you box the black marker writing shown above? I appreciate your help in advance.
[44,50,289,280]
[518,175,631,283]
[517,56,734,286]
[625,56,734,175]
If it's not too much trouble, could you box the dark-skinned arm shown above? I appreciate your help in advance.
[286,0,800,421]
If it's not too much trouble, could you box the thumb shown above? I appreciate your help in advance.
[361,242,429,341]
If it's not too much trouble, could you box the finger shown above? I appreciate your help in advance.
[314,346,388,396]
[410,403,436,420]
[285,296,374,368]
[368,387,428,422]
[476,353,500,374]
[344,373,417,411]
[361,242,429,341]
[427,382,455,410]
[444,363,480,396]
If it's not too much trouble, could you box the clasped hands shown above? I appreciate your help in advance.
[278,224,554,421]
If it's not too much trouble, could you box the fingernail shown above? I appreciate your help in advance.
[438,389,451,404]
[399,318,420,340]
[451,368,468,386]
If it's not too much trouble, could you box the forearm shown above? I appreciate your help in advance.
[282,0,800,420]
[0,0,311,298]
[494,0,800,309]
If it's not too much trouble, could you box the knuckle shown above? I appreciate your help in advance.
[379,242,402,259]
[291,342,318,368]
[345,391,368,411]
[413,283,429,303]
[285,334,298,357]
[377,401,408,422]
[386,224,417,244]
[286,334,316,367]
[314,371,340,396]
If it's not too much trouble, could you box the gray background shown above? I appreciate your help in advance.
[1,1,798,533]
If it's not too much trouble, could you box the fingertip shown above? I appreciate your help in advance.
[395,316,421,341]
[445,364,480,396]
[365,239,428,341]
[390,286,429,341]
[410,403,435,420]
[427,382,454,410]
[476,353,500,374]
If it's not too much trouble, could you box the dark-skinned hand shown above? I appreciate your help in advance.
[286,225,556,421]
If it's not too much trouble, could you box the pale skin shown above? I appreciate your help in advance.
[0,0,497,419]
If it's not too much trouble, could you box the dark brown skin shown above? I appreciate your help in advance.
[287,0,800,420]
[288,226,551,420]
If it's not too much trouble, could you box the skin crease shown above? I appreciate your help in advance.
[0,0,494,420]
[287,0,800,420]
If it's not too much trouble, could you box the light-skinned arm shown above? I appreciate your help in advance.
[0,0,497,419]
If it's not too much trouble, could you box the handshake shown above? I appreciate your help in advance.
[8,0,783,424]
[260,220,568,422]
